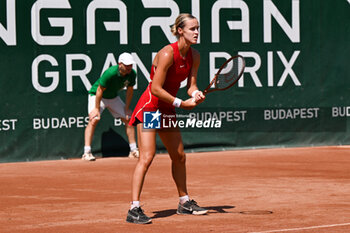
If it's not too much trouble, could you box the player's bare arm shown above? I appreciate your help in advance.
[150,45,175,104]
[187,48,205,103]
[89,85,105,121]
[125,86,134,119]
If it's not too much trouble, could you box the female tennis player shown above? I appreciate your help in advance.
[126,14,207,224]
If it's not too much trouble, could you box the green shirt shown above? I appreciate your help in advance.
[89,65,136,99]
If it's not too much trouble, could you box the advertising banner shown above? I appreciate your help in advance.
[0,0,349,162]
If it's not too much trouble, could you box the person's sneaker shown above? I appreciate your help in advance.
[126,207,152,224]
[128,149,139,158]
[81,152,96,161]
[177,199,208,215]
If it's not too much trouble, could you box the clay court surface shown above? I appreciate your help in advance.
[0,146,349,233]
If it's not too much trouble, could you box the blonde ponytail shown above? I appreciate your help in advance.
[171,24,177,36]
[171,13,196,38]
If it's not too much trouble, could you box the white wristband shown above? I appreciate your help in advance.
[172,97,182,108]
[191,90,199,98]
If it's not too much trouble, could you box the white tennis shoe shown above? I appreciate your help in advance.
[82,152,96,161]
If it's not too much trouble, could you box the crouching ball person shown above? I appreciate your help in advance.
[82,53,139,161]
[126,14,207,224]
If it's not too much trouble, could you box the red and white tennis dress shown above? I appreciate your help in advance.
[129,41,193,126]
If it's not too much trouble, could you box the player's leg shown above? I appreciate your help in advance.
[158,128,187,196]
[132,123,156,201]
[84,120,98,150]
[82,95,104,161]
[107,97,139,158]
[126,123,155,224]
[120,118,139,158]
[158,128,208,215]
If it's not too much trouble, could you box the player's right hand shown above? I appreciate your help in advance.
[192,91,205,104]
[89,108,100,121]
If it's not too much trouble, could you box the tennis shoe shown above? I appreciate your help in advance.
[126,207,152,224]
[128,149,139,158]
[177,199,208,215]
[81,152,96,161]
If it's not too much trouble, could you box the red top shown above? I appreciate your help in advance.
[129,41,193,125]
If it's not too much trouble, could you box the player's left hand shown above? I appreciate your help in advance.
[182,98,199,110]
[193,91,205,104]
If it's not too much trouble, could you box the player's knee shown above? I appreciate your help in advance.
[180,153,186,163]
[172,152,186,164]
[90,118,100,126]
[88,118,99,127]
[139,152,155,168]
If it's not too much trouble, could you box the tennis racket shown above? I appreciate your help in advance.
[201,55,245,96]
[192,55,245,102]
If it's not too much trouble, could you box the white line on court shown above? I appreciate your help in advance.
[250,222,350,233]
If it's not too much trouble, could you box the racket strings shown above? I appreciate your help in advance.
[215,57,243,90]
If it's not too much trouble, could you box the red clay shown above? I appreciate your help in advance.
[0,146,349,233]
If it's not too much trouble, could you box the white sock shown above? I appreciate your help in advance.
[84,146,91,153]
[130,201,140,210]
[179,195,190,204]
[129,143,137,152]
